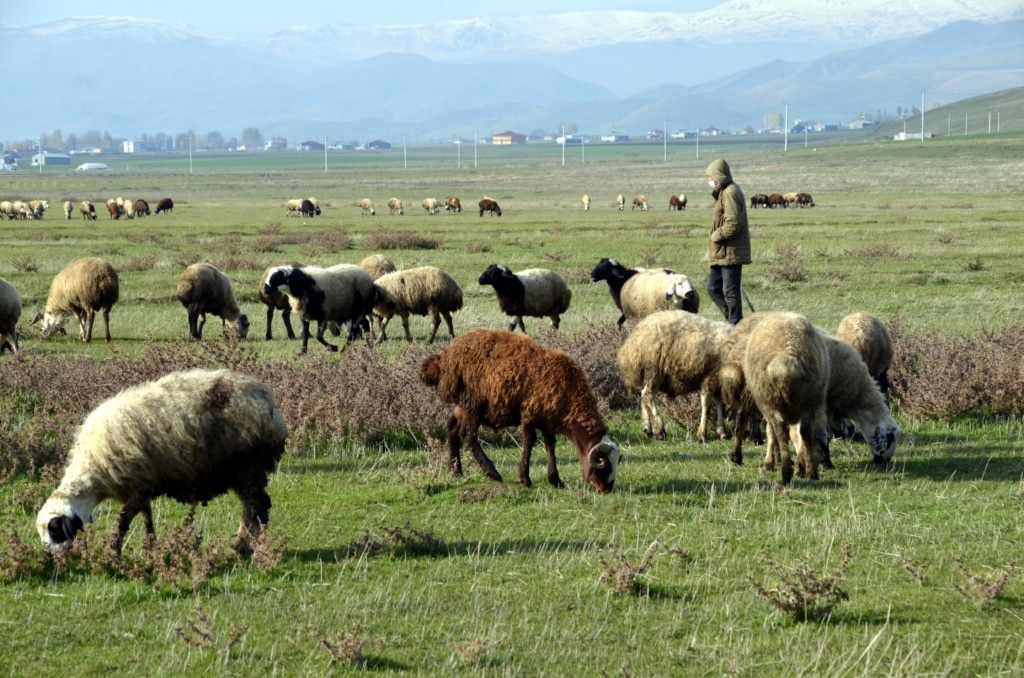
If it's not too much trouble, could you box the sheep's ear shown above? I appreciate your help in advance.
[30,312,43,325]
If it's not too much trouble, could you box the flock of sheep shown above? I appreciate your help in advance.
[0,196,176,221]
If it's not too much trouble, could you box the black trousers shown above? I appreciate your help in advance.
[707,264,743,325]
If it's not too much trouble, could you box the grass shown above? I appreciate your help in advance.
[2,135,1024,675]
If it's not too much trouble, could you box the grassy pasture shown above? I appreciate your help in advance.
[1,135,1024,676]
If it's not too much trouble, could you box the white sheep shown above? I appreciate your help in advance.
[35,368,288,555]
[34,257,119,342]
[263,263,378,352]
[0,277,22,353]
[372,266,463,343]
[590,258,699,327]
[836,311,894,398]
[63,200,73,220]
[617,310,732,443]
[0,201,13,219]
[422,197,439,215]
[387,197,404,215]
[582,194,591,211]
[615,194,625,211]
[122,199,135,219]
[358,254,397,281]
[12,200,32,220]
[176,263,250,341]
[358,198,375,216]
[477,264,572,333]
[285,198,304,216]
[632,194,648,211]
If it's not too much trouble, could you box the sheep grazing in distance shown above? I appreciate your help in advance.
[29,199,49,219]
[444,196,462,213]
[797,192,815,207]
[0,278,22,353]
[106,200,121,219]
[478,197,501,216]
[176,263,250,341]
[632,194,648,211]
[63,200,73,220]
[836,312,893,398]
[582,194,591,211]
[669,194,687,210]
[122,200,135,219]
[359,253,397,281]
[134,199,150,217]
[11,200,31,219]
[422,197,440,215]
[285,198,305,216]
[721,312,830,485]
[154,197,174,214]
[387,197,404,215]
[750,194,770,209]
[306,196,322,215]
[0,201,12,219]
[262,264,378,353]
[618,310,733,443]
[258,262,303,341]
[590,258,699,327]
[615,194,625,210]
[477,264,571,333]
[33,257,119,343]
[80,200,97,220]
[420,328,621,493]
[35,368,288,555]
[358,198,375,216]
[372,266,463,343]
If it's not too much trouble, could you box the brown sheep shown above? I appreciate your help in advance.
[106,200,121,219]
[632,194,648,211]
[669,194,687,210]
[444,196,462,213]
[420,328,620,493]
[134,199,150,216]
[478,197,501,216]
[155,197,174,214]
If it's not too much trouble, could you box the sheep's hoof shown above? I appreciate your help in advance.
[730,453,743,466]
[327,345,339,353]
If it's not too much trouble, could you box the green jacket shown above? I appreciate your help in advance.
[706,158,751,267]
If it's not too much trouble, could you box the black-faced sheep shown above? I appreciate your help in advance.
[358,198,375,216]
[836,312,893,399]
[306,196,322,215]
[750,194,769,209]
[33,257,119,343]
[359,254,397,281]
[134,199,150,217]
[35,368,288,555]
[387,197,404,215]
[478,198,501,217]
[259,261,303,341]
[477,264,571,333]
[617,310,732,443]
[155,197,174,214]
[632,194,648,211]
[422,197,440,215]
[582,194,591,211]
[63,200,73,220]
[669,194,687,210]
[444,196,462,213]
[80,200,97,220]
[262,264,378,353]
[720,311,830,485]
[176,263,250,341]
[420,328,620,493]
[0,277,21,353]
[372,266,463,343]
[590,258,699,327]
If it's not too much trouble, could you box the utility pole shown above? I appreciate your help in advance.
[403,134,407,169]
[920,91,925,143]
[783,101,789,152]
[663,118,667,162]
[474,129,477,168]
[324,136,328,171]
[561,123,565,167]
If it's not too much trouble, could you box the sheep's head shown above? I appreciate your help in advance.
[871,418,900,464]
[665,275,697,310]
[585,436,621,494]
[263,266,294,296]
[231,314,250,339]
[32,311,67,337]
[36,493,93,553]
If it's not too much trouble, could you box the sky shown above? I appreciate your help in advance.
[5,1,723,36]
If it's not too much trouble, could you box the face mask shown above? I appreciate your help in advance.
[708,179,717,189]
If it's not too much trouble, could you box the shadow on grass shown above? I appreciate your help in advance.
[290,537,617,563]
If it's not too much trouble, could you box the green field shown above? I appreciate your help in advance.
[1,132,1023,676]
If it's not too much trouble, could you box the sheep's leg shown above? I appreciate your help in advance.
[314,319,338,352]
[442,311,455,340]
[401,314,414,343]
[550,314,561,330]
[101,307,112,342]
[540,428,564,489]
[769,419,794,485]
[113,496,150,553]
[187,308,202,340]
[446,415,465,476]
[196,312,207,338]
[763,420,776,470]
[461,411,501,481]
[795,418,819,481]
[518,426,535,488]
[426,310,441,344]
[265,306,275,340]
[281,306,296,340]
[378,315,391,342]
[730,408,747,466]
[299,319,311,353]
[640,385,665,440]
[79,308,94,342]
[234,484,272,556]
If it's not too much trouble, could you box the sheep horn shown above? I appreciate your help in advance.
[30,312,43,325]
[589,442,610,469]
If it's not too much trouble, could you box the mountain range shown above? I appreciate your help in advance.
[1,1,1022,145]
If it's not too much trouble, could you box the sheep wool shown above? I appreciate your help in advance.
[836,311,894,396]
[477,264,571,333]
[359,254,397,281]
[420,328,620,493]
[38,257,119,342]
[372,266,463,343]
[36,368,288,554]
[591,258,699,327]
[176,263,250,340]
[0,277,22,353]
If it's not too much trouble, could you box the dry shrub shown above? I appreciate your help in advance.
[638,248,662,267]
[213,255,261,271]
[9,256,37,272]
[465,241,491,254]
[542,322,629,411]
[599,541,660,595]
[172,251,202,269]
[310,624,382,666]
[117,230,163,245]
[841,244,901,258]
[346,523,445,558]
[365,228,441,250]
[296,227,352,255]
[954,559,1014,609]
[747,543,852,622]
[121,255,159,272]
[176,603,249,659]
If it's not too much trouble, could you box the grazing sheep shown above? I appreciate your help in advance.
[358,198,375,216]
[422,197,440,215]
[285,198,305,216]
[768,193,787,208]
[372,266,463,343]
[590,258,699,327]
[106,200,121,219]
[818,329,900,465]
[477,264,571,333]
[358,254,397,281]
[582,194,591,211]
[444,196,462,213]
[478,197,501,217]
[155,197,174,214]
[12,200,31,219]
[122,200,135,219]
[262,264,378,353]
[29,199,49,219]
[0,201,14,219]
[134,199,150,217]
[420,328,620,493]
[836,312,894,398]
[669,194,687,210]
[80,201,97,220]
[618,310,732,442]
[34,257,119,343]
[387,197,404,215]
[35,368,288,555]
[632,194,648,211]
[176,263,250,341]
[750,194,770,208]
[722,312,830,485]
[615,194,625,210]
[259,262,303,341]
[63,200,73,220]
[306,196,322,215]
[0,278,21,353]
[783,192,800,206]
[797,192,815,207]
